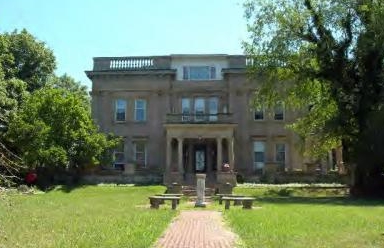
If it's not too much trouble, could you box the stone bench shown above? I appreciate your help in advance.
[221,197,256,209]
[155,194,183,204]
[149,196,181,210]
[216,194,245,205]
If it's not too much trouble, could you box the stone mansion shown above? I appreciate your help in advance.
[85,54,342,185]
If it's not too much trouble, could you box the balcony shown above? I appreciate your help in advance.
[91,55,251,72]
[166,113,234,124]
[92,56,172,71]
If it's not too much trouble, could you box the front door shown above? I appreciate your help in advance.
[195,149,206,172]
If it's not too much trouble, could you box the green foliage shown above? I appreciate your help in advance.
[0,78,29,133]
[0,29,56,92]
[244,1,384,167]
[46,73,89,104]
[6,87,118,169]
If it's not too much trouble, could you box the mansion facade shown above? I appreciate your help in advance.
[85,54,341,185]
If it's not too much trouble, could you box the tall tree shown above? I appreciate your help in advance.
[5,87,118,170]
[0,78,28,133]
[244,0,384,196]
[46,74,89,104]
[0,29,56,92]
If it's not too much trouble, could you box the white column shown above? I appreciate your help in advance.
[216,137,222,172]
[166,137,172,172]
[188,142,193,173]
[228,137,234,170]
[206,144,212,173]
[177,137,183,173]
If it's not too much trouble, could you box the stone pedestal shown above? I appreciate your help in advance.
[216,172,237,185]
[195,173,206,207]
[218,182,233,194]
[167,182,182,194]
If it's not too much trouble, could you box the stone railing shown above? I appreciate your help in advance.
[166,113,234,124]
[92,55,251,71]
[93,56,172,71]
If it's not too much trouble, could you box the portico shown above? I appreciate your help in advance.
[164,124,237,185]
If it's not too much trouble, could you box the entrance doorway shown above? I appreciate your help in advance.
[195,146,206,172]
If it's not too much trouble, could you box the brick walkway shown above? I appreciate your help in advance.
[155,210,238,248]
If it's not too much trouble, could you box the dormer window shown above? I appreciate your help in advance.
[182,66,216,80]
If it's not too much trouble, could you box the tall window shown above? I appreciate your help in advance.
[115,99,126,121]
[182,98,191,121]
[208,97,218,121]
[182,66,216,80]
[133,141,146,167]
[274,103,284,120]
[254,107,264,120]
[113,142,125,170]
[194,98,205,121]
[253,141,265,170]
[275,143,286,167]
[134,99,146,122]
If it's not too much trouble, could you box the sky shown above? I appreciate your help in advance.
[0,0,249,90]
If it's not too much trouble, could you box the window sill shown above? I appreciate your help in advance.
[113,121,148,124]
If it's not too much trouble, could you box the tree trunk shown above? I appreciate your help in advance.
[350,162,384,198]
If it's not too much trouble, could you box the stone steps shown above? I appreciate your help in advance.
[182,186,216,196]
[188,196,214,202]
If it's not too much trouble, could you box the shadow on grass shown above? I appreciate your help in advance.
[255,196,384,206]
[41,182,164,193]
[36,183,91,193]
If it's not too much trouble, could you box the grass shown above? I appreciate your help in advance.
[0,185,176,248]
[1,184,384,248]
[223,186,384,248]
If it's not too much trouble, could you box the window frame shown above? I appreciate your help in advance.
[181,98,191,122]
[208,97,218,122]
[253,107,265,121]
[133,141,147,167]
[113,142,125,170]
[182,65,216,80]
[275,143,286,165]
[274,102,285,121]
[194,97,205,121]
[115,99,127,122]
[134,99,147,122]
[253,141,266,170]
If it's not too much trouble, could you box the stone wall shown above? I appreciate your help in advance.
[81,172,163,185]
[243,171,350,185]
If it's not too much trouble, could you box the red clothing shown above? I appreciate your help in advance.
[25,172,37,184]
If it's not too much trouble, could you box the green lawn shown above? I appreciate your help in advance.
[0,185,175,248]
[224,186,384,248]
[1,185,384,248]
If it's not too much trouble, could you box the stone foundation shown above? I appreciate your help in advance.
[81,172,162,185]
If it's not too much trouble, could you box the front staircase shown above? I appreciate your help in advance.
[181,185,216,196]
[181,185,216,202]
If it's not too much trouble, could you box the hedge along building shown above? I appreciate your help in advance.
[85,54,343,186]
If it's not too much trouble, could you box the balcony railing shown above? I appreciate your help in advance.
[166,113,234,124]
[92,55,251,71]
[93,56,172,71]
